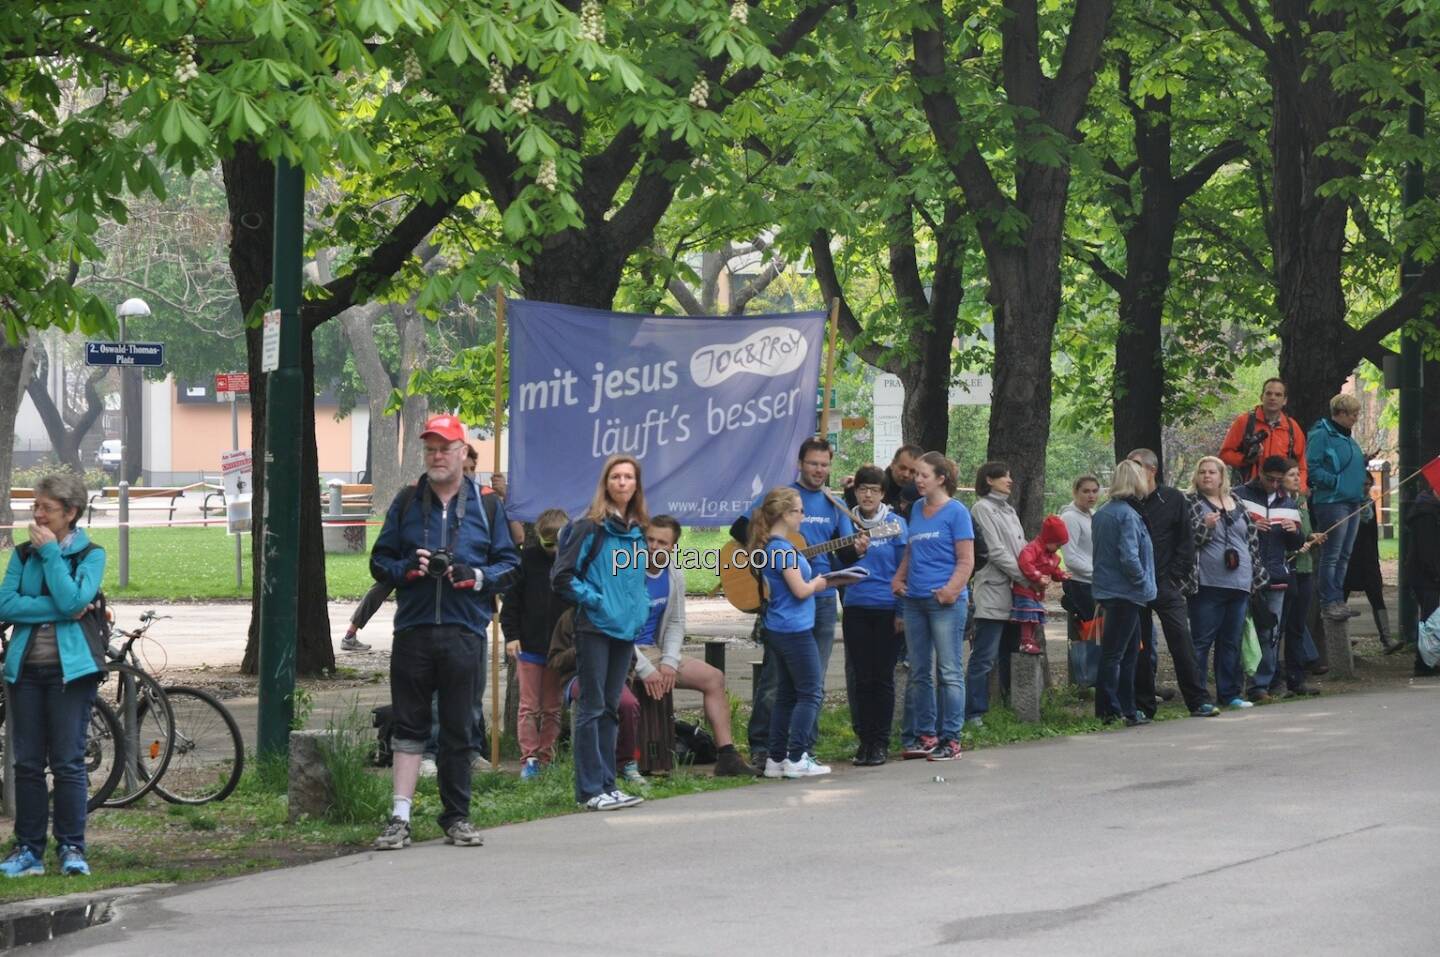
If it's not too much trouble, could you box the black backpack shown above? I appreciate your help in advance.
[16,541,110,663]
[371,704,395,767]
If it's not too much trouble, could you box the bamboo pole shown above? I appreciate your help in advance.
[490,288,506,770]
[819,297,840,438]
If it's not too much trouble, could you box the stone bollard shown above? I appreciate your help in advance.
[1322,615,1355,679]
[1010,653,1044,723]
[288,729,338,822]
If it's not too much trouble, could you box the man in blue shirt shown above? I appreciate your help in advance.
[732,437,868,767]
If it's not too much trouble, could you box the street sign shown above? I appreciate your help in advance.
[85,341,165,367]
[215,372,250,394]
[222,449,254,535]
[261,310,281,372]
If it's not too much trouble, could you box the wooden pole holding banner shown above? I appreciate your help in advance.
[819,297,840,437]
[490,288,506,770]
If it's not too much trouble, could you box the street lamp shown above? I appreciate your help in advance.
[116,298,150,484]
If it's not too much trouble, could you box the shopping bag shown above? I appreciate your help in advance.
[1242,616,1262,676]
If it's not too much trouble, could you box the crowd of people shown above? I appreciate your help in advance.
[3,378,1438,873]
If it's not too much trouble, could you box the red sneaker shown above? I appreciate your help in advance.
[902,735,938,759]
[927,739,963,761]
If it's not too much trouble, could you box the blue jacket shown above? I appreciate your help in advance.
[1306,417,1366,505]
[1233,481,1305,586]
[550,514,648,641]
[1090,499,1157,605]
[369,478,519,635]
[0,531,107,684]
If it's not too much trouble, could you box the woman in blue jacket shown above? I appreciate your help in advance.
[1090,460,1157,725]
[551,455,650,812]
[1306,393,1367,622]
[0,473,106,878]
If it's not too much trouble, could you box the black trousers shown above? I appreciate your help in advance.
[391,625,481,828]
[1137,583,1211,715]
[841,606,902,747]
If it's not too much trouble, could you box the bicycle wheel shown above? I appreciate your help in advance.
[144,686,245,805]
[86,697,124,811]
[100,661,175,808]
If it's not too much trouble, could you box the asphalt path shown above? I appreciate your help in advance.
[42,682,1440,956]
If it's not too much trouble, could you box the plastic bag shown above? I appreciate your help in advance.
[1419,607,1440,669]
[1242,617,1262,676]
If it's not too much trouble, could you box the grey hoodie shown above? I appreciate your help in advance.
[1059,501,1094,583]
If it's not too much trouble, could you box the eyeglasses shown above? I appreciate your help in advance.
[423,444,461,458]
[854,485,883,495]
[31,502,63,515]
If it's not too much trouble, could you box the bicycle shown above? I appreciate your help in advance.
[109,611,244,805]
[98,612,176,808]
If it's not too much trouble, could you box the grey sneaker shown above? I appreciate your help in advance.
[444,821,484,847]
[340,634,371,652]
[373,816,411,851]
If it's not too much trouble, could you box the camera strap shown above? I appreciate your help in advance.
[418,474,466,553]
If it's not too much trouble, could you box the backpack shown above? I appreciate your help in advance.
[16,541,110,663]
[673,719,718,765]
[555,520,606,584]
[371,704,395,767]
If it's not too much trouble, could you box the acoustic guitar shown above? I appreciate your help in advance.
[719,522,903,614]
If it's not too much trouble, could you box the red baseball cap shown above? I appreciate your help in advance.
[420,414,466,443]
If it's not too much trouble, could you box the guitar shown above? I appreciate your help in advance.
[719,521,904,614]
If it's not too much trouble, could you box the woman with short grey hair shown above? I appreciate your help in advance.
[0,471,107,878]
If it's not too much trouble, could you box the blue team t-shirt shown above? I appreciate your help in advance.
[761,538,815,633]
[842,514,908,609]
[905,499,974,599]
[746,483,854,593]
[635,568,670,646]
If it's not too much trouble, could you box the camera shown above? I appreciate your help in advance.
[427,549,452,579]
[1241,429,1268,462]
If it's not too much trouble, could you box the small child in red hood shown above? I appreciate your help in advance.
[1011,515,1070,655]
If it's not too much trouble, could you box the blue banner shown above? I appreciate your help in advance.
[506,301,826,525]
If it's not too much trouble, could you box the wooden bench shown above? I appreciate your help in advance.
[321,483,373,515]
[86,486,190,524]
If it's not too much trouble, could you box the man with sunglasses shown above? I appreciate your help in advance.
[369,414,519,851]
[1234,455,1305,702]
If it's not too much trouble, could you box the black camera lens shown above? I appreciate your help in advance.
[428,550,451,578]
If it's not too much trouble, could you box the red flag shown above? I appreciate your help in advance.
[1423,455,1440,495]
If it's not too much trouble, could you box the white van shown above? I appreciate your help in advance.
[96,439,122,473]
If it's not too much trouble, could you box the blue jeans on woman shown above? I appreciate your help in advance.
[1096,600,1143,720]
[1189,586,1250,703]
[8,666,100,857]
[1313,501,1362,608]
[965,618,1006,721]
[901,596,967,741]
[572,632,634,802]
[765,629,823,761]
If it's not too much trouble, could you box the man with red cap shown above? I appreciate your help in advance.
[368,414,518,851]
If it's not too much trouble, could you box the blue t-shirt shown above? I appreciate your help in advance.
[761,538,815,633]
[905,499,974,599]
[747,482,854,592]
[842,514,908,609]
[635,568,670,646]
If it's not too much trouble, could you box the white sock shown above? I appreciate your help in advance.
[391,796,412,823]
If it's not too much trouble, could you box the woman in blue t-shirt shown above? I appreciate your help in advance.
[748,487,832,779]
[841,465,909,767]
[891,453,975,763]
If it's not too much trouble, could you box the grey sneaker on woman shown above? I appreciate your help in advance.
[444,821,484,846]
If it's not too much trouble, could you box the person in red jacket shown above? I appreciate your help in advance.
[1219,378,1308,491]
[1012,515,1069,655]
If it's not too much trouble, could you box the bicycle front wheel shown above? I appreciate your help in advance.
[100,661,175,808]
[86,697,124,811]
[148,686,245,805]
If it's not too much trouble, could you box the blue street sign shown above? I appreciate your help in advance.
[85,341,165,367]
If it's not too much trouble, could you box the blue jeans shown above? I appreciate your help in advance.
[1313,501,1362,607]
[573,631,633,802]
[765,629,823,761]
[1247,588,1288,694]
[901,596,967,740]
[8,666,100,857]
[749,592,836,755]
[966,618,1007,720]
[1189,586,1250,703]
[1096,600,1142,719]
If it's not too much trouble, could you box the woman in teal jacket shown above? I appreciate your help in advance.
[550,454,649,811]
[1305,393,1367,621]
[0,473,106,878]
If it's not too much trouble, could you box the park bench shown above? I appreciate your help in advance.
[320,483,374,515]
[86,485,192,524]
[200,483,227,524]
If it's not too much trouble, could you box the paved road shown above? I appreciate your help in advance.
[42,683,1440,955]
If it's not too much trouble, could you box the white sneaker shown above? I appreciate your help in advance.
[471,754,492,772]
[609,789,644,808]
[419,757,438,778]
[762,758,786,779]
[583,792,626,811]
[781,753,831,778]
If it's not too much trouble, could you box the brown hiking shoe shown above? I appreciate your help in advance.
[714,749,760,777]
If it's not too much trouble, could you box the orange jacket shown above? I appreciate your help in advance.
[1219,407,1308,491]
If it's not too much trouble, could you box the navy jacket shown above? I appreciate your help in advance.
[1233,480,1305,586]
[369,478,519,635]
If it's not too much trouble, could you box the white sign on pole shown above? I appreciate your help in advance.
[873,374,904,465]
[947,373,993,406]
[261,309,281,373]
[221,449,254,535]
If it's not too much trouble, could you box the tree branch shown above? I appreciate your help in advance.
[1203,0,1275,57]
[1174,138,1247,201]
[1347,261,1440,361]
[1046,0,1115,133]
[1073,244,1127,294]
[808,229,895,373]
[730,259,787,314]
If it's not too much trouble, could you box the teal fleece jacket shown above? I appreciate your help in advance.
[0,531,107,684]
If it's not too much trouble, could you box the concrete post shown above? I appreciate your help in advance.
[118,480,129,588]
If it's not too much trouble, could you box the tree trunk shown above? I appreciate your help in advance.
[24,363,106,476]
[396,308,427,483]
[1423,356,1440,463]
[519,237,628,309]
[339,304,403,508]
[222,144,335,678]
[1111,203,1179,473]
[0,341,33,549]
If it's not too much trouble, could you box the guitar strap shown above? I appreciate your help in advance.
[819,485,863,527]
